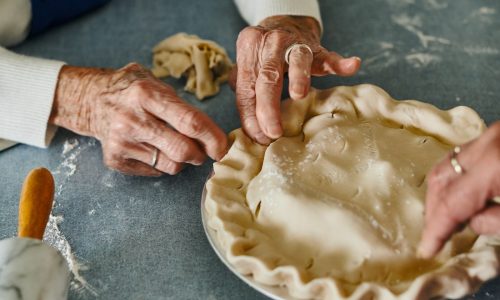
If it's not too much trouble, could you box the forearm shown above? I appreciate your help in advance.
[50,66,113,137]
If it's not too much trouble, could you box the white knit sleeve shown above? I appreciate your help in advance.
[0,0,32,47]
[0,47,65,148]
[234,0,322,30]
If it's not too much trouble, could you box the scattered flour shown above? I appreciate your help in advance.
[476,7,496,16]
[62,139,79,155]
[405,53,441,68]
[44,215,98,297]
[385,0,415,7]
[54,138,83,196]
[49,138,99,296]
[392,13,450,48]
[424,0,448,10]
[362,42,442,73]
[360,42,399,73]
[466,7,497,24]
[463,46,500,56]
[101,171,116,188]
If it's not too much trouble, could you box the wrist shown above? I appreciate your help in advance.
[49,66,113,137]
[258,15,321,42]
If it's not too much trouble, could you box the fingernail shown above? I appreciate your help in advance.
[416,243,431,260]
[352,56,362,62]
[214,150,227,162]
[291,83,307,99]
[264,124,283,139]
[254,132,272,145]
[189,160,204,166]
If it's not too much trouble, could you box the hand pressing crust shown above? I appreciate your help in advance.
[233,15,361,144]
[419,121,500,258]
[49,63,228,176]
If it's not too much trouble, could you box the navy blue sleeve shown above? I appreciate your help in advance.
[29,0,111,36]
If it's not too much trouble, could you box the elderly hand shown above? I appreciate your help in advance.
[418,122,500,259]
[233,15,361,144]
[49,63,227,176]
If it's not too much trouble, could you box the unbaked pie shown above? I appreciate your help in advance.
[204,84,500,299]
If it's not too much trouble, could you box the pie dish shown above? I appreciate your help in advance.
[203,84,500,300]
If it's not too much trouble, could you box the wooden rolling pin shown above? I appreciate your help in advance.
[18,167,55,239]
[0,167,69,300]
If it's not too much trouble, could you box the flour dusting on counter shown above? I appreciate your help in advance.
[463,46,500,56]
[392,13,450,48]
[48,138,99,296]
[54,139,82,196]
[405,53,441,68]
[44,215,98,296]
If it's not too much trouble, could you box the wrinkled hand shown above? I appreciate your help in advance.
[233,15,361,144]
[418,122,500,258]
[49,63,227,176]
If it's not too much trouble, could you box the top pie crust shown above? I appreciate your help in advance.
[204,84,500,300]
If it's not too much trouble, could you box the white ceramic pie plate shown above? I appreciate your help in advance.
[201,172,297,300]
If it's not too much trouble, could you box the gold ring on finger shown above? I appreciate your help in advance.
[151,148,159,168]
[450,146,464,174]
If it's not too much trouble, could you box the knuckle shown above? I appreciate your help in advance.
[105,140,124,156]
[426,166,446,189]
[295,45,313,56]
[165,161,183,175]
[166,138,192,162]
[265,29,290,44]
[131,79,154,97]
[236,85,256,106]
[122,62,143,71]
[258,65,281,84]
[109,117,131,133]
[237,26,263,45]
[176,109,207,137]
[108,114,142,138]
[102,149,122,170]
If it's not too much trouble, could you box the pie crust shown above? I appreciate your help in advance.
[204,84,500,300]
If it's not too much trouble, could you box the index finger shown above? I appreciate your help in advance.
[168,102,228,161]
[255,30,287,139]
[142,92,228,161]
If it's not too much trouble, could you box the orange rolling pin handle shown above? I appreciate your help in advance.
[17,168,55,240]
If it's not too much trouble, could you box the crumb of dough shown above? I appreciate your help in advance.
[152,33,233,100]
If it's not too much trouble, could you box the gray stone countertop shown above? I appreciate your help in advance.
[1,0,499,299]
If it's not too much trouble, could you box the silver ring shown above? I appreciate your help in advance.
[150,148,159,168]
[285,43,313,64]
[450,146,464,174]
